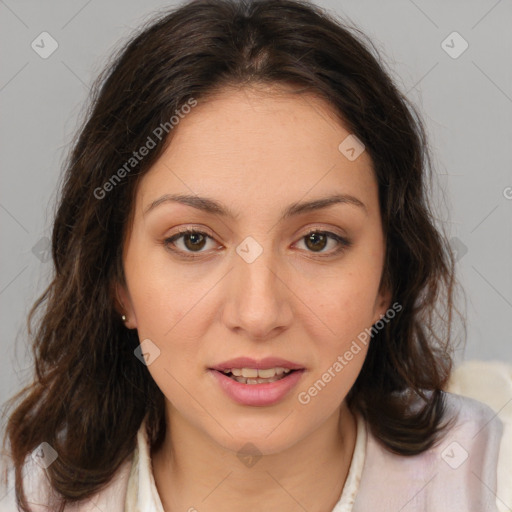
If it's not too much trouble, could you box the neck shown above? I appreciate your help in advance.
[151,402,357,512]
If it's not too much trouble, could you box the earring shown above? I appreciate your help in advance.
[121,314,127,322]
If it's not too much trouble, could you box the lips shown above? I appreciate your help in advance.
[209,356,305,372]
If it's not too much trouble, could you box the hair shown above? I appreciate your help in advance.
[1,0,465,510]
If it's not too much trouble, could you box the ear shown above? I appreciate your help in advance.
[113,281,138,330]
[371,281,393,326]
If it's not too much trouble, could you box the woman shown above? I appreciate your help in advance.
[0,0,508,510]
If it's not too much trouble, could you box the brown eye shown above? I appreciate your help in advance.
[304,232,328,252]
[182,232,207,251]
[164,229,214,255]
[297,230,352,256]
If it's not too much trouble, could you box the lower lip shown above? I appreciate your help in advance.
[209,369,305,406]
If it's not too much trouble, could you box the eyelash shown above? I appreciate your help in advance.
[163,227,352,260]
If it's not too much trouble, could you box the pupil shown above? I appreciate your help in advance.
[306,233,326,252]
[185,233,206,251]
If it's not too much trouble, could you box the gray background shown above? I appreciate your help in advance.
[1,0,511,413]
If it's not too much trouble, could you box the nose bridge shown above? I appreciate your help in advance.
[225,234,290,337]
[234,234,280,301]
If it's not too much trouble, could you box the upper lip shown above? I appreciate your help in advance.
[209,357,304,372]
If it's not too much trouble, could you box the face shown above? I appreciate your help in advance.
[118,84,390,455]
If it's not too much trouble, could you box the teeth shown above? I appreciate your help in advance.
[258,368,277,378]
[223,367,292,378]
[220,367,295,384]
[232,375,283,384]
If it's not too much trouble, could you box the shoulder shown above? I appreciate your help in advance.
[0,451,133,512]
[353,391,506,512]
[442,390,503,440]
[446,361,512,512]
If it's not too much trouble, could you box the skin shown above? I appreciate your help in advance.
[117,83,391,512]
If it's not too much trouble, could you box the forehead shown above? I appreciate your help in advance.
[136,85,378,218]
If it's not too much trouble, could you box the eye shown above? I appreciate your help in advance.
[164,228,217,257]
[294,230,352,257]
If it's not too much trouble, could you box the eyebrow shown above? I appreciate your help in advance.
[143,192,367,220]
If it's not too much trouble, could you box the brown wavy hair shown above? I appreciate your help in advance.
[1,0,465,509]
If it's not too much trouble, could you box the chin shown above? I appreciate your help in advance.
[206,419,308,457]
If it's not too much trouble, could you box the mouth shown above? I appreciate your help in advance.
[207,359,305,406]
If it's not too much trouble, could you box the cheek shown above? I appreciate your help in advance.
[125,256,216,374]
[301,269,381,395]
[296,338,368,415]
[298,287,372,408]
[305,234,384,333]
[313,271,381,339]
[125,245,206,335]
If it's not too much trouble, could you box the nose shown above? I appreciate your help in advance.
[221,238,293,341]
